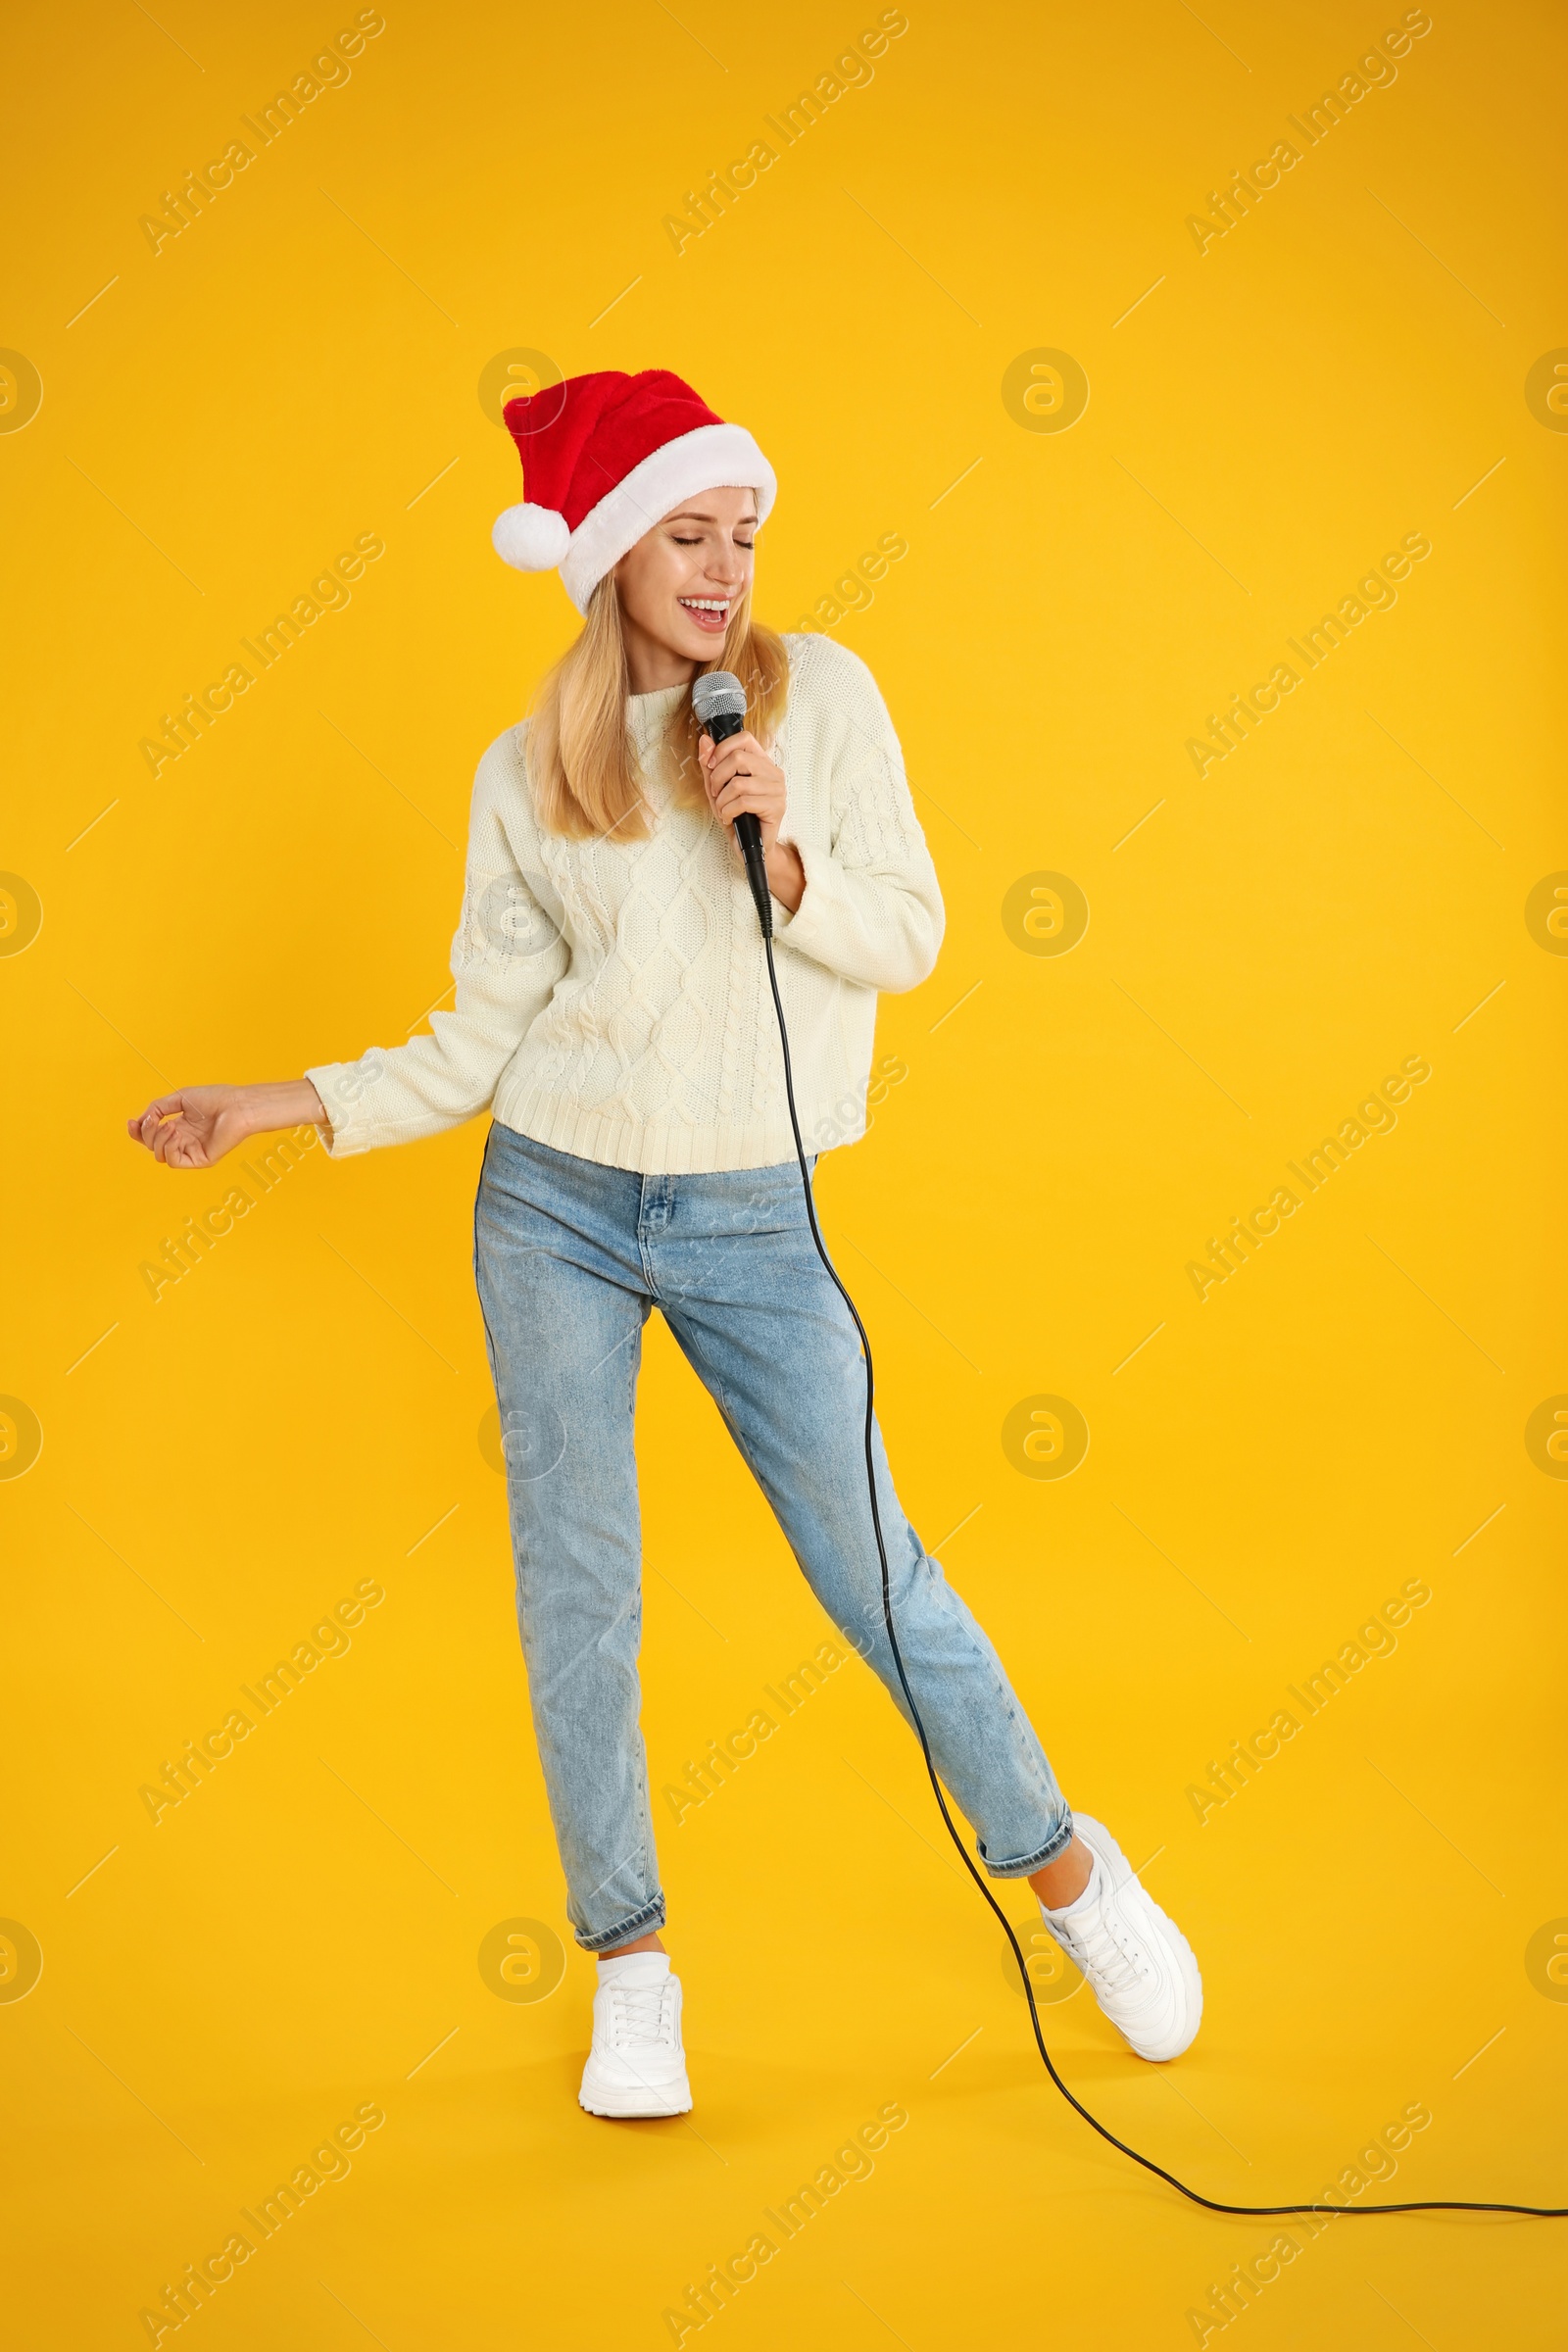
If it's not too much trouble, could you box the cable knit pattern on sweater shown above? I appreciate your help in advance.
[306,633,944,1174]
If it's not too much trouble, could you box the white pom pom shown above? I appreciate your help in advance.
[492,503,571,571]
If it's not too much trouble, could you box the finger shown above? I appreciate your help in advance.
[153,1116,199,1167]
[714,774,774,808]
[130,1097,174,1143]
[714,731,765,768]
[726,776,781,813]
[711,743,778,788]
[698,732,714,767]
[706,749,765,796]
[169,1135,207,1170]
[714,788,783,830]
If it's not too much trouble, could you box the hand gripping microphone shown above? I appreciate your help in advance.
[692,670,772,939]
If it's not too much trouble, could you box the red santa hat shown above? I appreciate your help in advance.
[493,368,777,614]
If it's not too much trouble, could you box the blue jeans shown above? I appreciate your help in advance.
[473,1122,1073,1951]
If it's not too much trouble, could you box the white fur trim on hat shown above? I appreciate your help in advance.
[559,422,776,613]
[492,502,572,571]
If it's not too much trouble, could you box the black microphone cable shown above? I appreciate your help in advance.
[703,675,1566,2223]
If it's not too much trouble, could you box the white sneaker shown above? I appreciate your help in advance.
[1037,1815,1202,2062]
[578,1952,692,2118]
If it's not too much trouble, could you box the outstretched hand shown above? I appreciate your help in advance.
[126,1080,326,1169]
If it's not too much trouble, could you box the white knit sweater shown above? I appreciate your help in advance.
[306,634,945,1174]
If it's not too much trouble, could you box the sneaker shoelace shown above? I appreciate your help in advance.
[1060,1891,1154,2000]
[608,1979,674,2049]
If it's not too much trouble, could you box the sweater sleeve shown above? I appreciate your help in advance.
[306,728,568,1156]
[771,639,945,994]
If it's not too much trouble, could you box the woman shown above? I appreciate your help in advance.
[128,368,1200,2119]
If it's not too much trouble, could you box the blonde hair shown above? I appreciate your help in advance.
[525,577,788,842]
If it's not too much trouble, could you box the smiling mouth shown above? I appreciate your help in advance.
[678,597,729,633]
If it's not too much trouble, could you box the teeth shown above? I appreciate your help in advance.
[680,598,728,612]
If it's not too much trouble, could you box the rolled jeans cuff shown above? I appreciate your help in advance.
[574,1891,666,1954]
[979,1810,1075,1879]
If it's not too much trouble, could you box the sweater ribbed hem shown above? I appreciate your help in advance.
[494,1079,863,1175]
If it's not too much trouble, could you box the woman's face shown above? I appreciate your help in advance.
[614,485,758,670]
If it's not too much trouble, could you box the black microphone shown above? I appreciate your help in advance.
[692,670,772,940]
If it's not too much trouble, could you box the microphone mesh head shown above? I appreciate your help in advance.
[691,670,747,724]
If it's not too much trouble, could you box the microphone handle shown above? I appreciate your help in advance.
[733,812,773,941]
[707,707,773,940]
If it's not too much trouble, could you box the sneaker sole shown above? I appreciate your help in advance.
[1071,1814,1203,2062]
[578,2071,693,2119]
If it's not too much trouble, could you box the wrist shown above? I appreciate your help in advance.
[238,1079,326,1139]
[764,841,806,914]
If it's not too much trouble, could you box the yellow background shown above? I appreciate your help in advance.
[4,0,1565,2343]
